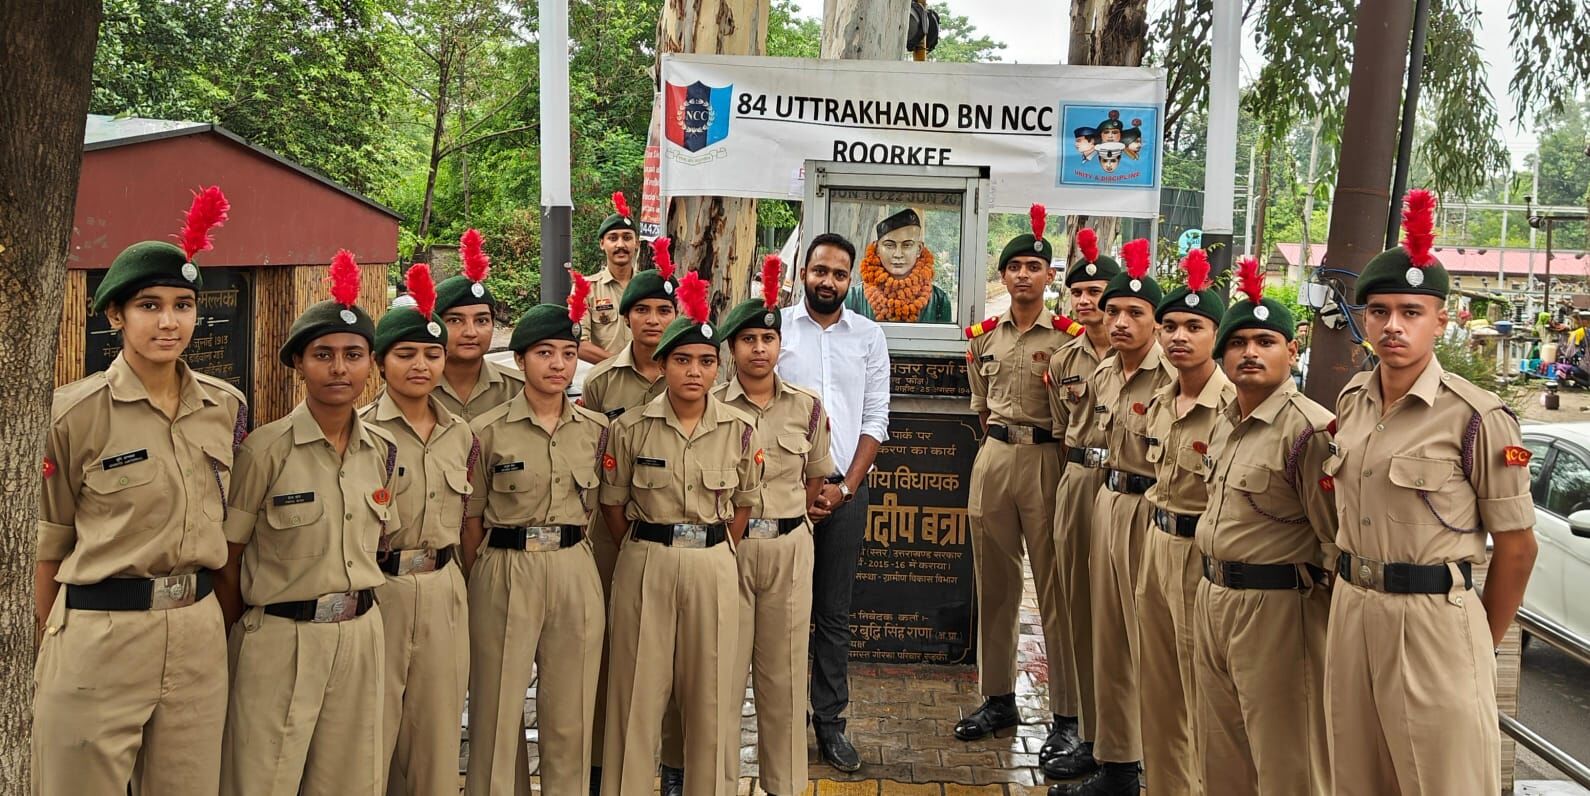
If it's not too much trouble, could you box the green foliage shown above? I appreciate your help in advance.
[929,11,1006,63]
[1509,0,1590,123]
[768,0,820,58]
[1420,0,1510,199]
[1436,337,1517,404]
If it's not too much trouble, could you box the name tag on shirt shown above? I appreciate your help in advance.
[1145,437,1161,447]
[1061,375,1082,385]
[101,449,148,470]
[493,461,525,473]
[1329,442,1340,456]
[979,354,995,362]
[604,408,626,420]
[638,457,668,467]
[273,492,315,506]
[1094,405,1108,414]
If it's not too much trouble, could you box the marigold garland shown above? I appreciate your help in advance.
[860,242,937,321]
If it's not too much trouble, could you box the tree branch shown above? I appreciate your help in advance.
[438,124,535,159]
[455,78,534,140]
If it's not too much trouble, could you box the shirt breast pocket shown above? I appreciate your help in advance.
[200,442,233,522]
[572,468,599,511]
[1230,463,1292,520]
[83,460,161,534]
[264,497,327,559]
[699,468,735,518]
[362,492,391,551]
[1176,446,1210,479]
[491,466,536,495]
[633,466,673,492]
[772,433,812,481]
[979,360,1004,397]
[1387,455,1473,526]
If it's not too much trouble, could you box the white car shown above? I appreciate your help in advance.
[1517,423,1590,643]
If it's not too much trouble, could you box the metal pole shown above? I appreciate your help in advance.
[1243,142,1258,254]
[1386,0,1432,249]
[539,0,573,304]
[1202,0,1242,282]
[1545,220,1553,315]
[1498,209,1508,283]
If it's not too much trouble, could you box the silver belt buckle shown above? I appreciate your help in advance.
[746,519,781,540]
[393,548,440,576]
[1007,425,1036,445]
[671,524,710,549]
[312,591,361,623]
[523,526,565,552]
[1084,447,1109,468]
[149,574,198,610]
[1349,554,1385,591]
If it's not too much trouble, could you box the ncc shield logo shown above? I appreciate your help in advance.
[665,81,733,152]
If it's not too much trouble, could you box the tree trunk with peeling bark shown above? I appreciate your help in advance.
[1064,0,1148,264]
[818,0,909,255]
[0,2,101,789]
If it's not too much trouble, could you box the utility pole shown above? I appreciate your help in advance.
[1384,0,1432,249]
[540,0,573,304]
[1201,0,1242,282]
[1299,117,1323,285]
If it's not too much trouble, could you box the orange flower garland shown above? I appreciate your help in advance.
[860,242,937,321]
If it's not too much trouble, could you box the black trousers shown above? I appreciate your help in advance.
[809,482,868,731]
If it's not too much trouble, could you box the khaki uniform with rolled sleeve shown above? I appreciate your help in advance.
[966,310,1074,715]
[1045,332,1111,739]
[1088,345,1174,765]
[435,359,525,423]
[1194,382,1337,796]
[583,268,632,355]
[220,403,399,796]
[33,356,244,796]
[1324,360,1533,795]
[1138,370,1232,794]
[358,394,473,796]
[599,393,761,796]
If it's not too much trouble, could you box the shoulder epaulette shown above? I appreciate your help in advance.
[964,315,1001,340]
[192,370,248,405]
[1053,312,1084,337]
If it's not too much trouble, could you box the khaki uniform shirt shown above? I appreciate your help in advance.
[1197,383,1339,566]
[358,394,475,551]
[224,403,400,606]
[1144,369,1235,515]
[581,344,665,420]
[712,377,834,520]
[583,267,632,355]
[436,360,525,422]
[39,355,246,583]
[968,310,1071,429]
[1047,332,1111,446]
[467,394,609,528]
[599,394,762,524]
[1329,359,1533,565]
[1091,344,1176,478]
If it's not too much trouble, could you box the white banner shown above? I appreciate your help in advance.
[659,55,1166,217]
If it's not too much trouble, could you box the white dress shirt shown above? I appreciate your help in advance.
[778,302,891,475]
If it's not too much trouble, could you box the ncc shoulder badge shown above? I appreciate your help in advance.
[754,449,765,466]
[372,488,391,505]
[602,453,617,471]
[1131,402,1148,416]
[42,456,55,479]
[1503,445,1532,467]
[1319,476,1335,492]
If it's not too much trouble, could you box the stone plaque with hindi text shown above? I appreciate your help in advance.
[84,267,254,396]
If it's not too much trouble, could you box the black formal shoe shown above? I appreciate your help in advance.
[952,694,1019,741]
[659,764,684,796]
[1039,714,1082,763]
[1041,740,1099,780]
[1047,761,1140,795]
[815,725,862,773]
[589,766,602,796]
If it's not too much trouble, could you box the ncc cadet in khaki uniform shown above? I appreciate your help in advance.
[954,207,1083,755]
[217,251,399,795]
[599,270,762,796]
[1042,228,1122,780]
[1135,249,1233,796]
[1325,190,1537,795]
[463,283,609,795]
[1195,256,1337,795]
[33,188,243,796]
[432,228,526,421]
[580,191,641,363]
[359,264,474,795]
[1052,239,1173,796]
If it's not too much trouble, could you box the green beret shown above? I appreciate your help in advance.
[718,298,781,342]
[620,270,678,315]
[1065,254,1121,286]
[598,213,638,240]
[509,303,580,353]
[1354,246,1450,304]
[434,274,493,314]
[1156,285,1225,324]
[373,304,446,357]
[1101,268,1163,309]
[654,315,716,359]
[998,234,1057,270]
[93,241,203,312]
[280,300,376,366]
[1216,297,1295,353]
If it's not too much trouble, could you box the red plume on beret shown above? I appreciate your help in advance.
[1077,227,1099,264]
[178,185,229,261]
[612,191,631,219]
[405,263,436,319]
[652,237,676,281]
[460,228,490,283]
[1122,238,1151,280]
[568,268,591,324]
[1182,248,1212,292]
[761,255,782,310]
[328,249,361,308]
[678,269,710,325]
[1236,256,1265,305]
[1029,204,1046,242]
[1401,188,1438,268]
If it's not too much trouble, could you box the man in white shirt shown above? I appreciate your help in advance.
[778,232,891,774]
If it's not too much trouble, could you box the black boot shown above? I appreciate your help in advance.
[1047,761,1140,795]
[589,766,602,796]
[815,724,862,772]
[659,764,684,796]
[1039,714,1082,763]
[952,694,1019,741]
[1042,740,1099,780]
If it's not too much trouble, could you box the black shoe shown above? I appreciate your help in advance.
[952,694,1019,741]
[589,766,602,796]
[1042,740,1099,780]
[1047,761,1140,795]
[815,725,862,773]
[1039,714,1082,763]
[659,764,684,796]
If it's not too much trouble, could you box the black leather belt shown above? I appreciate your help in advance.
[986,424,1056,445]
[264,589,376,623]
[1152,507,1198,538]
[1203,556,1326,590]
[746,517,804,539]
[379,546,453,576]
[66,571,214,611]
[1065,446,1109,467]
[632,521,729,548]
[1337,552,1471,594]
[488,525,584,551]
[1105,469,1156,495]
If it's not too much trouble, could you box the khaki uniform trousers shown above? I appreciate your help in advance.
[1053,462,1106,737]
[1325,577,1499,796]
[221,606,385,796]
[1135,530,1203,794]
[588,512,621,768]
[968,438,1070,714]
[1088,486,1151,764]
[1194,579,1330,796]
[731,527,815,794]
[466,541,605,796]
[602,539,740,796]
[32,591,227,796]
[376,562,469,796]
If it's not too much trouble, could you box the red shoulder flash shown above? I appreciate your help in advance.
[1132,402,1147,415]
[965,350,975,363]
[575,397,585,407]
[1503,445,1532,467]
[42,457,55,479]
[1319,476,1335,492]
[602,453,617,471]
